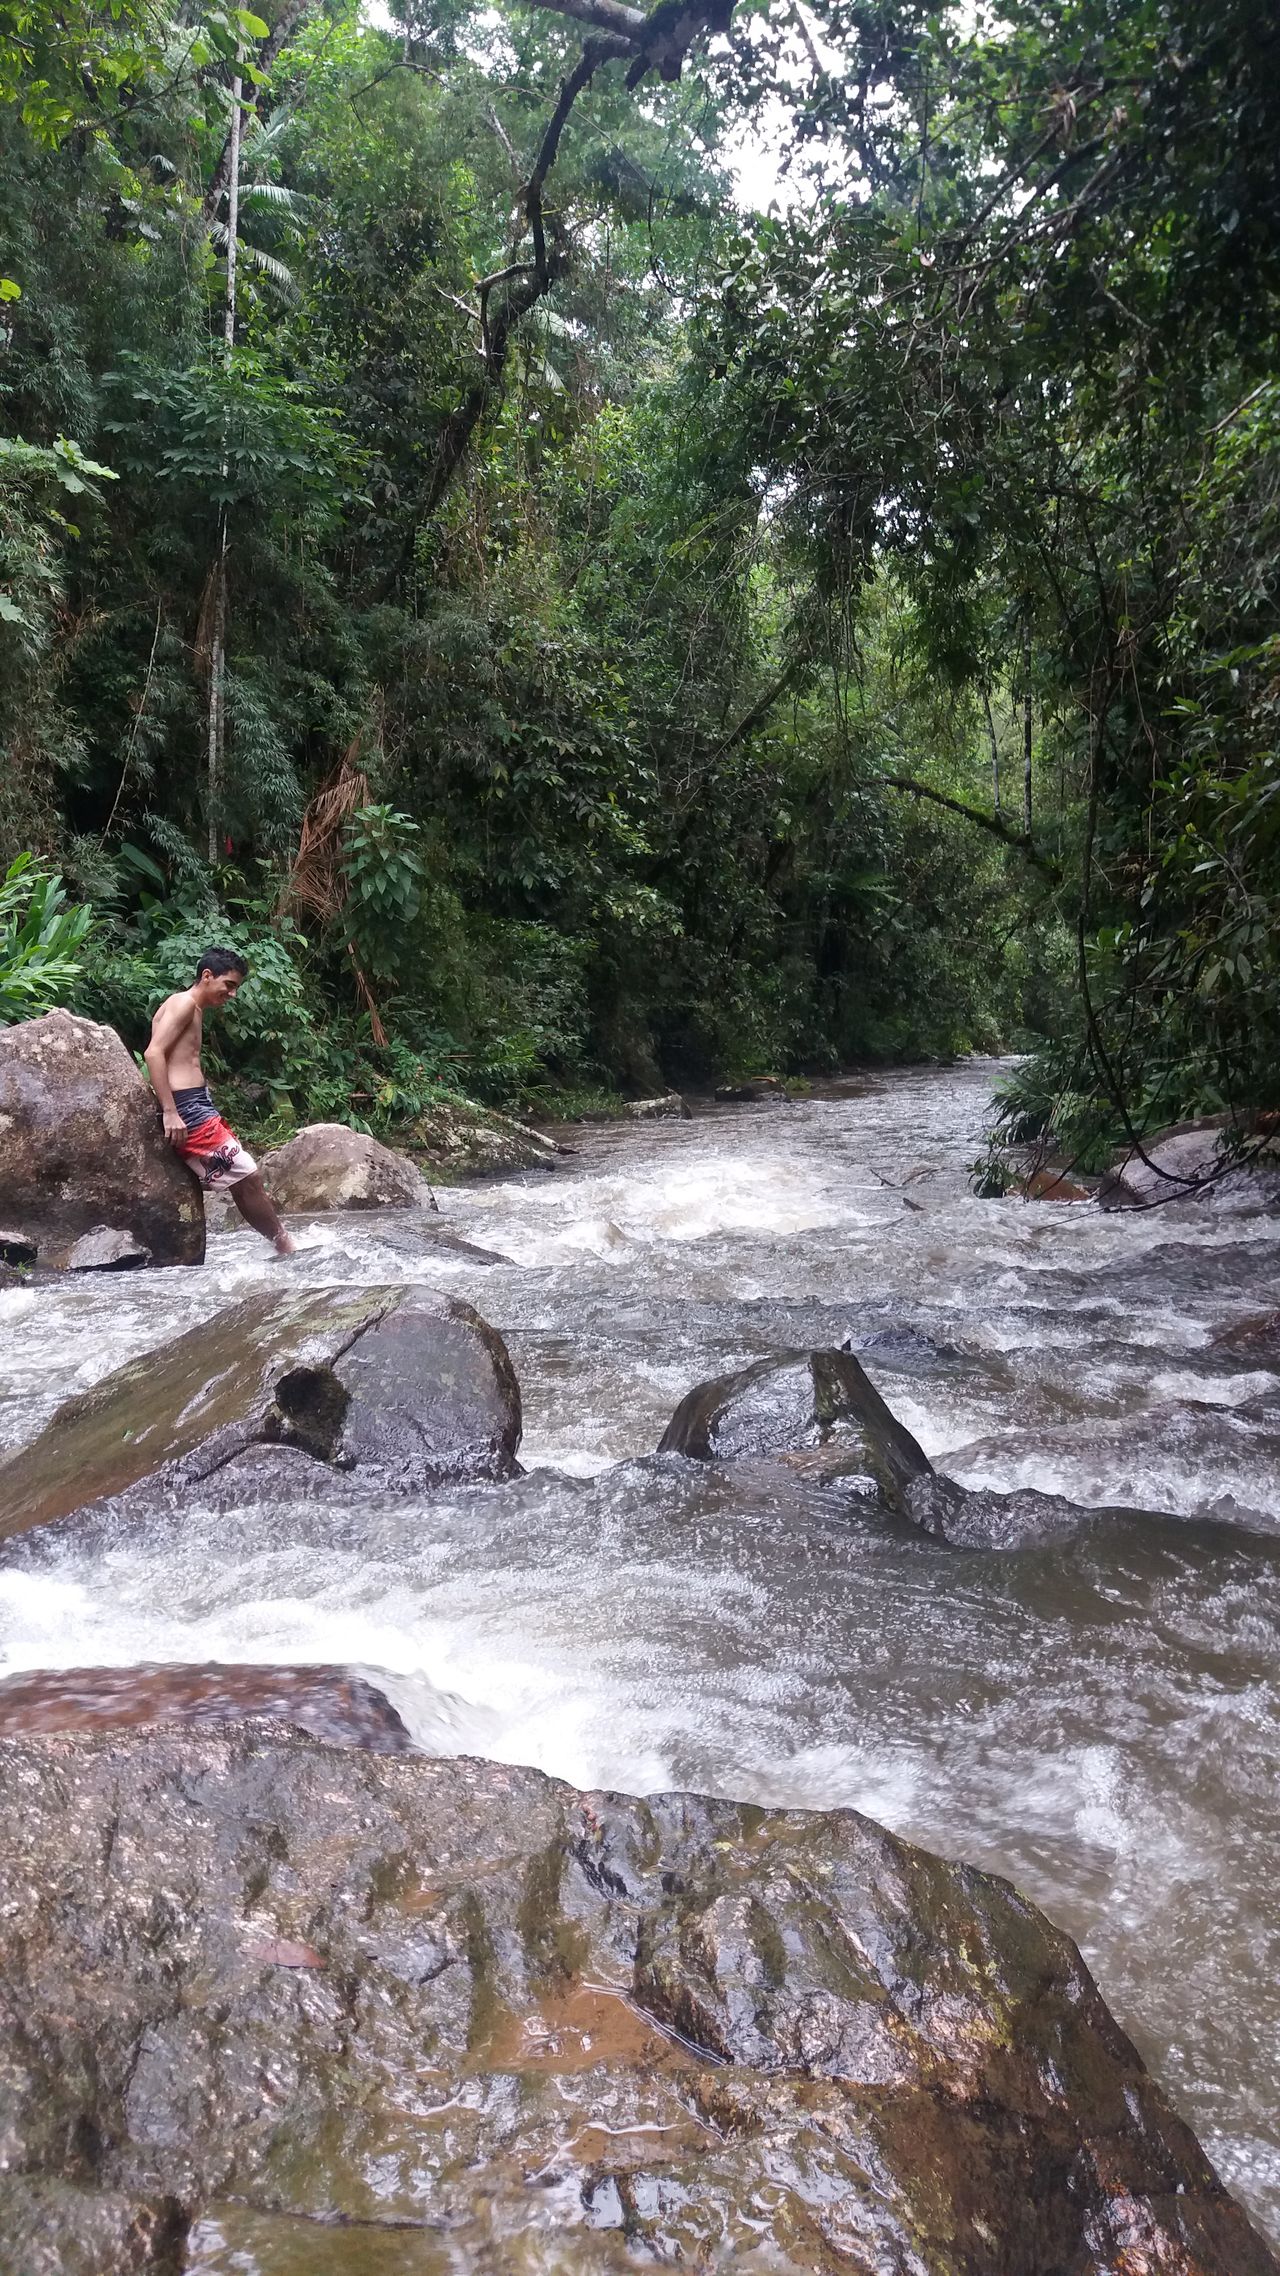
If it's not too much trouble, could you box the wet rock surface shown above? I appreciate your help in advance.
[0,1724,1272,2276]
[0,1662,410,1749]
[260,1122,436,1212]
[1101,1120,1280,1212]
[408,1095,561,1178]
[0,1284,522,1539]
[659,1348,933,1514]
[0,1009,204,1271]
[0,2176,188,2276]
[625,1091,691,1121]
[659,1349,1151,1550]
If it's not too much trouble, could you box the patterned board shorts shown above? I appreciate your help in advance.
[171,1085,258,1190]
[179,1118,258,1190]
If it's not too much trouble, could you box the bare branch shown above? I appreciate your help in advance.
[519,0,647,42]
[877,770,1061,878]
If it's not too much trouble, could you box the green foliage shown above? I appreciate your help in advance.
[343,806,425,979]
[12,0,1244,1128]
[0,853,93,1023]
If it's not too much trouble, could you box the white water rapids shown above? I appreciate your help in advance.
[2,1061,1279,2237]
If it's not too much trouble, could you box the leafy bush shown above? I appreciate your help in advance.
[0,853,93,1023]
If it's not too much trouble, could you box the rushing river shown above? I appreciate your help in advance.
[2,1060,1279,2238]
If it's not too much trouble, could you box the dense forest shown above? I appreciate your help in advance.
[1,0,1276,1162]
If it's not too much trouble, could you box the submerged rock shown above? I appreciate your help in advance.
[0,1663,410,1750]
[0,1723,1271,2275]
[0,1284,521,1541]
[1101,1119,1280,1211]
[659,1349,1125,1550]
[0,1008,204,1271]
[260,1122,436,1212]
[714,1074,786,1103]
[659,1347,933,1514]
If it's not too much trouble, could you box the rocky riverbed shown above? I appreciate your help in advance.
[1,1060,1278,2264]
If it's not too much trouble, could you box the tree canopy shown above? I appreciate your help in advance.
[1,0,1275,1153]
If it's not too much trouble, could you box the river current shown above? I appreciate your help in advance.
[2,1061,1279,2237]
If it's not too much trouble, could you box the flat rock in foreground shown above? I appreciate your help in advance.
[0,1725,1272,2276]
[0,1284,521,1540]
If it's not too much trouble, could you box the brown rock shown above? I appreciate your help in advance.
[0,1663,411,1751]
[260,1122,434,1211]
[1021,1165,1095,1201]
[0,1283,522,1540]
[0,1723,1272,2274]
[0,1009,204,1270]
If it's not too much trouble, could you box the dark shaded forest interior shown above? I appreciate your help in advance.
[2,0,1277,1165]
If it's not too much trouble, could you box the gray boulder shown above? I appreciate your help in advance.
[0,1663,410,1751]
[0,1009,204,1270]
[1101,1119,1280,1211]
[0,1724,1271,2275]
[0,1283,522,1541]
[260,1122,435,1211]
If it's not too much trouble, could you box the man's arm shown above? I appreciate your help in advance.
[144,997,191,1144]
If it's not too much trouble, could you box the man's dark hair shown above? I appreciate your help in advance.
[195,947,249,983]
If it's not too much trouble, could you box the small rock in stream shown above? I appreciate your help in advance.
[659,1348,1124,1549]
[0,1723,1273,2275]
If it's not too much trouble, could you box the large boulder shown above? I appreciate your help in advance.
[0,1009,204,1270]
[0,1724,1271,2275]
[0,1283,522,1541]
[0,1663,410,1750]
[1101,1119,1280,1211]
[260,1122,435,1211]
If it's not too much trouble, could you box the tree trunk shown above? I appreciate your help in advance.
[982,685,1001,814]
[1022,619,1033,837]
[207,60,242,864]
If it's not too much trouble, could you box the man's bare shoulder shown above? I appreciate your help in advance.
[149,988,197,1035]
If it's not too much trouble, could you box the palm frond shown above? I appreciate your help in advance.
[241,182,311,212]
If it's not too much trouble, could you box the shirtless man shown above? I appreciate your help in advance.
[144,948,296,1255]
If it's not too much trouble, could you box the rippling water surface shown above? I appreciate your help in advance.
[2,1062,1279,2235]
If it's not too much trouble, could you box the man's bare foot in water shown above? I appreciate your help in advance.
[273,1228,298,1257]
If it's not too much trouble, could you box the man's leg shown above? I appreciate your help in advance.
[229,1173,297,1255]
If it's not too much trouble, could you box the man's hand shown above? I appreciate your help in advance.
[162,1109,187,1146]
